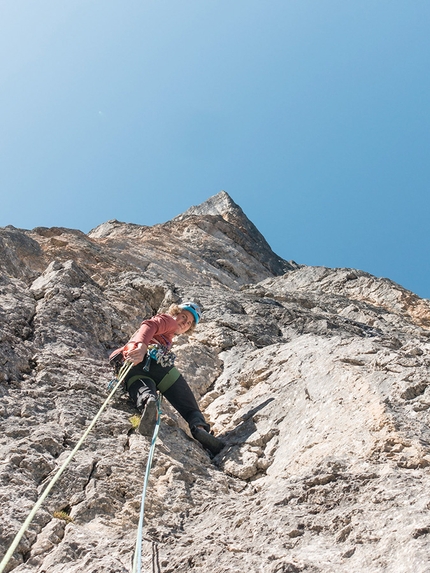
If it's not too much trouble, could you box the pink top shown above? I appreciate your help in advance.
[130,314,177,348]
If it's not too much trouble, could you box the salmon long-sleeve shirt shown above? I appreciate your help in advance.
[129,314,177,348]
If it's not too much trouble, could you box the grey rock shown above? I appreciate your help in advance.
[0,191,430,572]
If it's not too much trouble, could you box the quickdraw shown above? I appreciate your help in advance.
[146,343,176,368]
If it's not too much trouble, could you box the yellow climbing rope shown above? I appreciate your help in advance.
[0,360,134,573]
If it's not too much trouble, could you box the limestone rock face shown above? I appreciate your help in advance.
[1,191,430,573]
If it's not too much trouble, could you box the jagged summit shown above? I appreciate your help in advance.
[172,191,297,277]
[85,192,297,285]
[173,190,242,220]
[173,190,264,243]
[89,191,240,238]
[0,192,298,291]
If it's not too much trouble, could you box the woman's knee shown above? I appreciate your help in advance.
[128,378,157,407]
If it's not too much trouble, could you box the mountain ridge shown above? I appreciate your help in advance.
[0,193,430,573]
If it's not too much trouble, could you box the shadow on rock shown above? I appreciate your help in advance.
[215,397,275,456]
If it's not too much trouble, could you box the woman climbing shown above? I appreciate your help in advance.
[110,302,224,455]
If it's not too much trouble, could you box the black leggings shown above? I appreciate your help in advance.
[125,359,209,432]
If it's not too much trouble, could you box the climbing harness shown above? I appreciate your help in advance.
[146,343,176,369]
[0,360,134,573]
[109,343,176,387]
[132,394,163,573]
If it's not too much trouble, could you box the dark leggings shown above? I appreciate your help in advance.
[125,359,209,432]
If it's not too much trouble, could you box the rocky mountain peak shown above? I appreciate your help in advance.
[86,191,296,287]
[172,190,297,278]
[173,190,244,220]
[1,194,430,573]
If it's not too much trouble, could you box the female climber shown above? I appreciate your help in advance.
[110,302,223,455]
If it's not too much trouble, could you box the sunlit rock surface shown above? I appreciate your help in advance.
[1,191,430,573]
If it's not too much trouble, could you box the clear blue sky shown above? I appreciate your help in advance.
[1,1,429,299]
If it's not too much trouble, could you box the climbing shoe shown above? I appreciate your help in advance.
[138,397,158,437]
[191,427,225,455]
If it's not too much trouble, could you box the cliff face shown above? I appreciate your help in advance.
[1,191,430,573]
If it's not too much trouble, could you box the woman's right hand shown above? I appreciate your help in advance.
[124,342,147,365]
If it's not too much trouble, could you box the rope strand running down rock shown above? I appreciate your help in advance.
[132,394,163,573]
[0,360,134,573]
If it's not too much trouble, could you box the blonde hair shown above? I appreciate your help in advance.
[167,303,197,335]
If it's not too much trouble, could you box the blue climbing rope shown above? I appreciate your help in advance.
[132,394,163,573]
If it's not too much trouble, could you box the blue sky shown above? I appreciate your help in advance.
[1,1,429,299]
